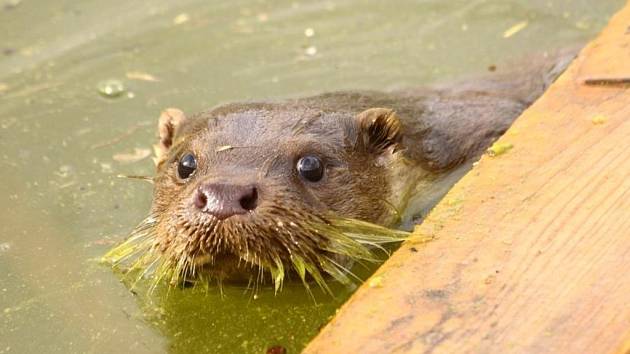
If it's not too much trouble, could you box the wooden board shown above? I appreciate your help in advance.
[304,2,630,354]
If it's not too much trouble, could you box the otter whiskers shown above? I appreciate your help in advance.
[102,214,409,296]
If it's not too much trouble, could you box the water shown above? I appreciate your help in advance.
[0,0,623,353]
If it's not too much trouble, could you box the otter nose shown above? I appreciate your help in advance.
[193,183,258,220]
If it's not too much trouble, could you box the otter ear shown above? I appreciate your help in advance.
[153,108,187,166]
[355,108,402,153]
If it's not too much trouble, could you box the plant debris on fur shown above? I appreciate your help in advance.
[102,215,409,296]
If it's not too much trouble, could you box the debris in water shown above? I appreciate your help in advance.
[55,165,74,178]
[305,46,317,56]
[117,174,153,183]
[591,115,607,125]
[257,13,268,22]
[575,20,590,30]
[1,117,16,129]
[126,71,160,82]
[266,345,286,354]
[113,148,152,163]
[100,163,113,173]
[502,21,528,38]
[0,242,10,255]
[487,142,513,157]
[97,79,125,98]
[173,13,190,25]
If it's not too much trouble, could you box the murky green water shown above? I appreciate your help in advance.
[0,0,623,353]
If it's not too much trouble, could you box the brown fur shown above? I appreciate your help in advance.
[145,50,576,283]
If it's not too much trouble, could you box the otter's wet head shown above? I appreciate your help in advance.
[103,105,411,293]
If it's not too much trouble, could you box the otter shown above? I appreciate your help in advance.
[106,50,575,292]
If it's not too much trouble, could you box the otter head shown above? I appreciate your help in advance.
[114,104,410,292]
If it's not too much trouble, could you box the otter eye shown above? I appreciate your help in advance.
[177,153,197,179]
[297,155,324,182]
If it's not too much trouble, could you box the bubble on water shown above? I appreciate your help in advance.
[97,79,125,98]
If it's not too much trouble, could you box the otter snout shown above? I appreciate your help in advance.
[193,182,258,220]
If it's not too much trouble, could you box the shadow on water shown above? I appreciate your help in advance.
[0,0,624,353]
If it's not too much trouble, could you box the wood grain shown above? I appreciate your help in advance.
[304,2,630,353]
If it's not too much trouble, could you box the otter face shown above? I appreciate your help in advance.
[111,105,409,291]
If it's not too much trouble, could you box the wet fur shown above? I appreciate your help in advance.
[109,50,576,292]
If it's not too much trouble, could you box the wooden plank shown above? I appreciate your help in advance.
[304,3,630,354]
